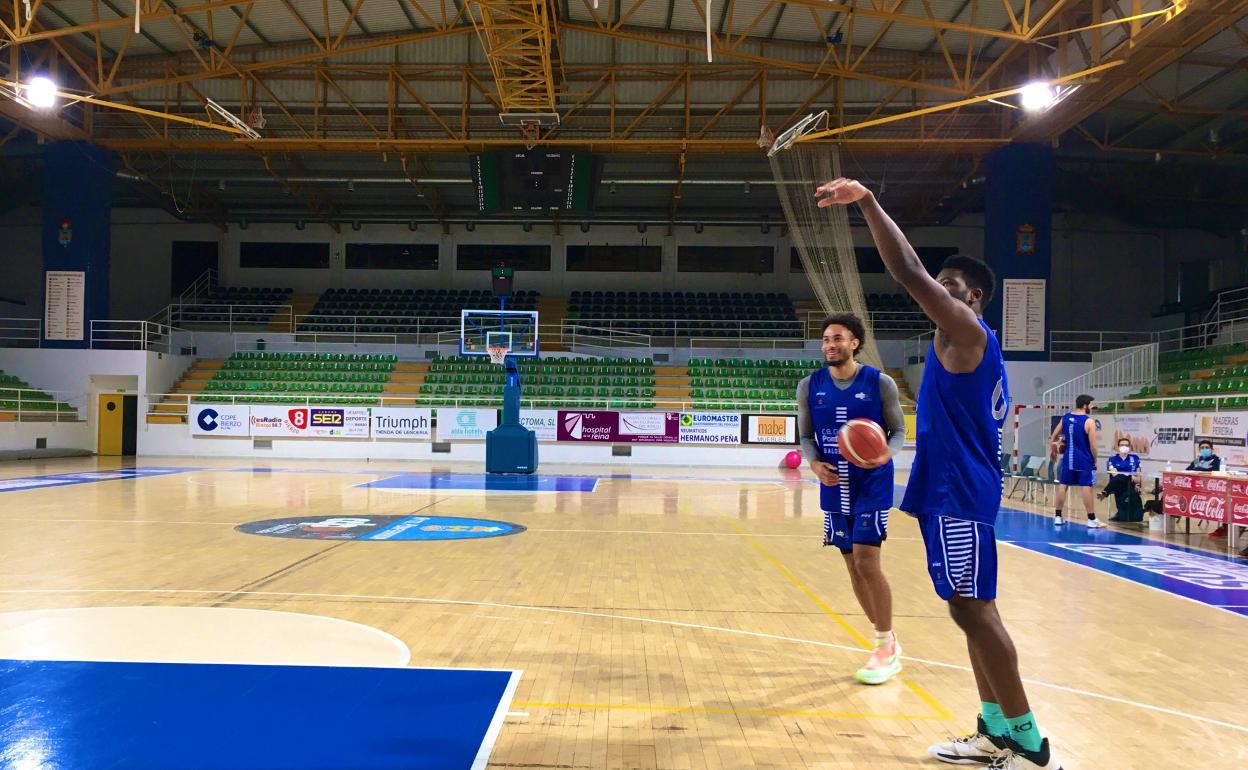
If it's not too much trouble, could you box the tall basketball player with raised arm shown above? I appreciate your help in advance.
[816,178,1062,770]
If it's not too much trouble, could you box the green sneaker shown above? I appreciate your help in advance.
[855,635,902,685]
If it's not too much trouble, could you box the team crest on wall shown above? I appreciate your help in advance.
[1015,223,1036,254]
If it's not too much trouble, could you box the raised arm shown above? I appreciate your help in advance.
[816,179,984,346]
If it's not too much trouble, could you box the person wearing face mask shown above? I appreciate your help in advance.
[1102,440,1143,523]
[1186,440,1222,473]
[1186,441,1226,537]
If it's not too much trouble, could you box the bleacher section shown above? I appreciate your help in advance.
[565,291,801,338]
[173,286,292,325]
[297,289,539,335]
[688,358,916,412]
[688,358,812,411]
[152,351,917,420]
[1103,342,1248,412]
[0,372,78,418]
[423,356,656,408]
[865,293,927,332]
[195,352,397,405]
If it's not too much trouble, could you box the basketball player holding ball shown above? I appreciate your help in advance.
[796,313,906,685]
[817,178,1061,769]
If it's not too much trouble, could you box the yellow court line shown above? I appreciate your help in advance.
[707,501,954,721]
[512,701,945,720]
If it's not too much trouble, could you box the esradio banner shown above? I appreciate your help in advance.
[250,405,371,438]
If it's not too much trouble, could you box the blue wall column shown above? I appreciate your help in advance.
[42,142,115,348]
[982,143,1053,361]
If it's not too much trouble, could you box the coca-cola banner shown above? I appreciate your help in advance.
[1162,472,1248,526]
[1195,411,1248,468]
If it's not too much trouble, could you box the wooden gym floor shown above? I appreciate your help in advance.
[0,456,1244,769]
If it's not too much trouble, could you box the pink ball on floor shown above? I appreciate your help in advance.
[783,451,802,469]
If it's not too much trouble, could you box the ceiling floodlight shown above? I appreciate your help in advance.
[1019,81,1056,112]
[24,76,57,109]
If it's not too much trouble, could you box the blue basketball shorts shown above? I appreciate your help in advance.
[823,509,889,554]
[1059,467,1097,487]
[918,513,998,601]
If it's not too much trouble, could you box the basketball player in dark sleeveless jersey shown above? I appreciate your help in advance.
[797,313,907,684]
[816,178,1062,770]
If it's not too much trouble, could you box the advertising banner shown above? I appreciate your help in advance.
[371,408,433,440]
[557,410,679,443]
[744,414,797,444]
[436,408,498,441]
[1109,413,1194,463]
[1194,411,1248,467]
[518,409,559,441]
[678,413,741,445]
[190,405,250,436]
[250,405,370,438]
[1160,471,1248,525]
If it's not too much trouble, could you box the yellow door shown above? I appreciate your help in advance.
[98,394,124,456]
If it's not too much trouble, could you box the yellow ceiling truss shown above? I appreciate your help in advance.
[0,0,1242,158]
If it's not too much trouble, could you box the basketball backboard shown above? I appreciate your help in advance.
[460,309,539,358]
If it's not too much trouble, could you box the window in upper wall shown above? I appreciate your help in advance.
[790,246,959,273]
[240,241,330,269]
[456,244,552,271]
[677,245,774,273]
[566,244,662,272]
[345,243,439,270]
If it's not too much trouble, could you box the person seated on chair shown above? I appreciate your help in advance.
[1102,439,1143,523]
[1187,441,1227,537]
[1186,440,1222,473]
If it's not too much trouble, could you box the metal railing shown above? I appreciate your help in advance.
[232,333,400,354]
[1048,330,1157,361]
[89,320,173,352]
[0,317,41,347]
[688,336,808,351]
[1097,393,1248,415]
[567,317,804,340]
[902,329,935,365]
[170,303,294,331]
[1041,342,1158,410]
[561,324,652,353]
[803,309,932,337]
[0,386,83,421]
[293,313,460,339]
[178,268,219,304]
[1201,284,1248,329]
[147,391,800,414]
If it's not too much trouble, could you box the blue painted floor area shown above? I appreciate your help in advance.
[0,659,519,770]
[891,484,1248,615]
[0,467,201,493]
[359,472,600,493]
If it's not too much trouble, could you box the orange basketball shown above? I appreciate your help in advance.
[838,418,890,469]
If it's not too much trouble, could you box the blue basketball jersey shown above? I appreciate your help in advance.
[807,364,895,515]
[901,320,1009,525]
[1062,413,1095,472]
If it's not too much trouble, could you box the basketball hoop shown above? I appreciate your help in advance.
[487,345,510,366]
[520,121,540,150]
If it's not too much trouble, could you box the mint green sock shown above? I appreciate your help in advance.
[1005,711,1043,753]
[979,701,1009,737]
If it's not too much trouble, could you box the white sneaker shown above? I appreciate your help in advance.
[1052,516,1065,527]
[1087,518,1104,529]
[928,717,1008,764]
[986,737,1062,769]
